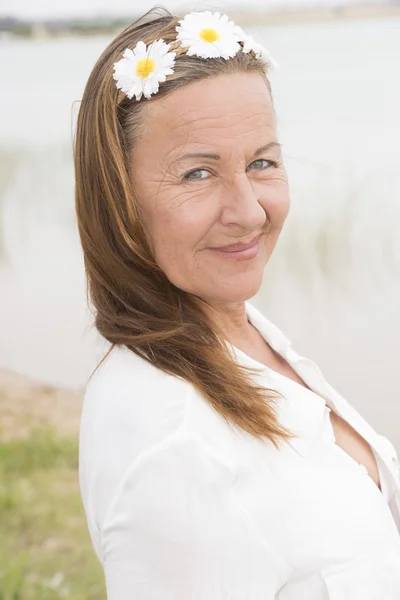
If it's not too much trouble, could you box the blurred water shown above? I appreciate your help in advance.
[0,18,399,443]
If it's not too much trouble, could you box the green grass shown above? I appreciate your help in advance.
[0,426,106,600]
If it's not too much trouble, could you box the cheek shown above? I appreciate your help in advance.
[260,182,290,227]
[147,197,218,267]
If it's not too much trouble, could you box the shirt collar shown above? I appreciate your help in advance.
[244,300,293,358]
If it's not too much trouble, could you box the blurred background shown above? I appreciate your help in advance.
[0,0,399,597]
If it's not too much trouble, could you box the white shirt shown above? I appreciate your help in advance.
[79,301,400,599]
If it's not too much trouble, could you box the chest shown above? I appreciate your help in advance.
[244,336,382,491]
[230,408,400,582]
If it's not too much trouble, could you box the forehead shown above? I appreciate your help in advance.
[137,72,276,159]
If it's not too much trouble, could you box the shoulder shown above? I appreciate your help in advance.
[80,344,191,440]
[78,344,193,536]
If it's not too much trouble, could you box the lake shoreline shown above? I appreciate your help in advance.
[0,366,82,441]
[233,4,400,26]
[2,4,400,40]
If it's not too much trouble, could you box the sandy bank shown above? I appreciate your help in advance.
[0,367,82,441]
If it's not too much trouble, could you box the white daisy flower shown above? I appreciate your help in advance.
[113,39,176,101]
[176,11,242,60]
[235,26,279,70]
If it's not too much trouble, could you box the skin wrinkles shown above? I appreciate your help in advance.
[173,142,283,166]
[131,71,291,341]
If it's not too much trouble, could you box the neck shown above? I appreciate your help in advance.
[204,300,254,345]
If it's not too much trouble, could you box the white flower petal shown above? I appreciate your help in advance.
[114,13,279,102]
[134,40,147,57]
[163,54,176,69]
[122,79,142,100]
[122,48,135,61]
[234,28,279,69]
[143,78,159,99]
[113,38,176,100]
[176,10,241,60]
[131,85,144,101]
[148,38,168,58]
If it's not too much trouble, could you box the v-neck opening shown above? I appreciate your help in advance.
[231,304,391,500]
[232,342,327,407]
[230,303,329,412]
[232,341,389,497]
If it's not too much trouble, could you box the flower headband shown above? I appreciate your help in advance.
[113,11,279,102]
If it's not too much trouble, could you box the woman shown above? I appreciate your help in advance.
[75,7,400,598]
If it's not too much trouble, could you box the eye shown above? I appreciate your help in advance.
[183,168,212,181]
[247,159,278,171]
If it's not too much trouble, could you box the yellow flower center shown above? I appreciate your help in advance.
[136,57,156,79]
[199,28,220,44]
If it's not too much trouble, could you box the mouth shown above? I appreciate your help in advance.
[211,234,262,252]
[208,234,262,261]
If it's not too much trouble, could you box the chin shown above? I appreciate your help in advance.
[201,273,264,304]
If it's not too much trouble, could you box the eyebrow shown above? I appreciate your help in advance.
[172,141,282,164]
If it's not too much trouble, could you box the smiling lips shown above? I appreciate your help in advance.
[209,234,262,260]
[212,234,262,252]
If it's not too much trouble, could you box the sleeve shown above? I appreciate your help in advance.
[99,434,286,600]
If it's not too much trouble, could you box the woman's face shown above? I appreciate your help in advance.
[131,71,290,303]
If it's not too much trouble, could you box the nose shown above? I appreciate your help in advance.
[219,172,267,231]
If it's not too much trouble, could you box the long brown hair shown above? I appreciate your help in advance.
[74,6,295,449]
